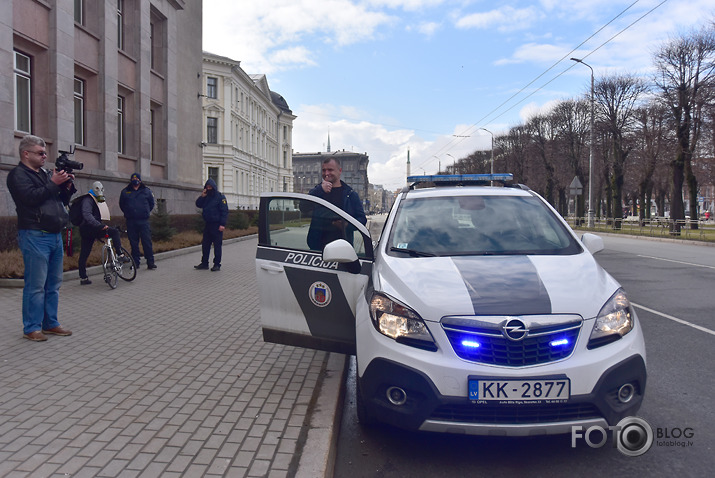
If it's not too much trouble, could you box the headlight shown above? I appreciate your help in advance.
[588,289,634,349]
[369,293,437,351]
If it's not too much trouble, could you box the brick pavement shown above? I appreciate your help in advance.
[0,236,345,477]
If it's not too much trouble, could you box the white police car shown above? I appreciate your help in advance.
[256,174,646,436]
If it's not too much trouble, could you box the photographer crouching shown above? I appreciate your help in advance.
[6,135,78,342]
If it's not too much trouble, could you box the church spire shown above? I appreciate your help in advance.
[327,132,331,153]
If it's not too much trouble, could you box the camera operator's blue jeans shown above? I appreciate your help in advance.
[18,230,64,334]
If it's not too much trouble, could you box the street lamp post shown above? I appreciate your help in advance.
[446,153,456,174]
[570,57,595,228]
[479,128,494,185]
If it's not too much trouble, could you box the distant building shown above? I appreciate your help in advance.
[1,0,204,217]
[368,184,393,214]
[200,52,296,210]
[293,150,369,210]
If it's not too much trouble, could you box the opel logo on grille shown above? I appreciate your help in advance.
[503,318,528,341]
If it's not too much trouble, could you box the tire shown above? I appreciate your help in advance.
[116,247,137,281]
[355,377,378,428]
[101,246,118,289]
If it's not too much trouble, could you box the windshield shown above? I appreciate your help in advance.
[387,194,581,256]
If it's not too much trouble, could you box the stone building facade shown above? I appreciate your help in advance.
[1,0,204,218]
[200,52,296,210]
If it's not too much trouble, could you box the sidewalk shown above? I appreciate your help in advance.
[0,236,345,477]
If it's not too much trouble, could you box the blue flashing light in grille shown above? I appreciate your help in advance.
[407,173,514,184]
[461,339,481,348]
[550,338,569,347]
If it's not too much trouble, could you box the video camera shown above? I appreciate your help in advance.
[55,145,83,174]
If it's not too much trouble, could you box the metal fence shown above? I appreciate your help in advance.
[566,216,715,243]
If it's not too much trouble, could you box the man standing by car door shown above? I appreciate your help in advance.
[306,157,367,251]
[119,173,156,270]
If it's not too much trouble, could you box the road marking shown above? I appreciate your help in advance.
[632,302,715,337]
[637,255,715,270]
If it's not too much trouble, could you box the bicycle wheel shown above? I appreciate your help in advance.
[117,247,137,281]
[101,246,118,289]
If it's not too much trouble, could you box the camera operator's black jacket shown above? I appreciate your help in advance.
[7,162,76,233]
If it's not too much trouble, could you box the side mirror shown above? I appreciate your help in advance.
[322,239,359,263]
[581,233,604,254]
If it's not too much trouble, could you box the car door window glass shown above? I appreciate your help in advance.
[266,198,368,259]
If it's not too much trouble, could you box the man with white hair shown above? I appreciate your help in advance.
[76,181,128,285]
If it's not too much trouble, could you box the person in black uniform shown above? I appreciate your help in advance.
[119,173,156,270]
[194,178,229,271]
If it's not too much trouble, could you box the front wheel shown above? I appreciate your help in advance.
[102,246,118,289]
[116,247,137,281]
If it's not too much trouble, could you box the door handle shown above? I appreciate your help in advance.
[260,263,285,273]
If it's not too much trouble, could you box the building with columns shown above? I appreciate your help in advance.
[200,52,296,210]
[1,0,204,217]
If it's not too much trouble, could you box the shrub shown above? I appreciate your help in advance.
[228,210,250,230]
[150,199,177,242]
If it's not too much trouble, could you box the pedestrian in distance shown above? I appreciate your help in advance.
[76,181,129,285]
[119,173,156,270]
[194,178,228,271]
[306,157,367,251]
[6,134,76,341]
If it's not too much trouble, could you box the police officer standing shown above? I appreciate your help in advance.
[194,178,228,271]
[119,173,156,270]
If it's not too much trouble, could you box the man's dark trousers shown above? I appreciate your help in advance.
[127,219,154,266]
[201,222,223,266]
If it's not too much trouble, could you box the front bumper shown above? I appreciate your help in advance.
[358,354,646,436]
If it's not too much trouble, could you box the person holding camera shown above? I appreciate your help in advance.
[6,135,76,342]
[76,181,129,285]
[119,173,156,270]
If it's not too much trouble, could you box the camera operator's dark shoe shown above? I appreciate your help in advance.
[80,278,92,285]
[194,263,209,270]
[147,264,157,270]
[23,331,48,342]
[211,265,221,271]
[42,326,73,336]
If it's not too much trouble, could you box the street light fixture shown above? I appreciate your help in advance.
[446,153,456,174]
[570,57,595,228]
[479,128,494,185]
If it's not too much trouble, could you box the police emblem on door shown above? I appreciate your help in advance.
[309,281,332,307]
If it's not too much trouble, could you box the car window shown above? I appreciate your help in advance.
[264,197,368,258]
[388,194,581,256]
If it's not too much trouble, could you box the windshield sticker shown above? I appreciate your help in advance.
[309,281,332,307]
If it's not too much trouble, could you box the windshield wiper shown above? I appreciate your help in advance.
[389,247,436,257]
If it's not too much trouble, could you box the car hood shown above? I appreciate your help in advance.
[375,252,619,322]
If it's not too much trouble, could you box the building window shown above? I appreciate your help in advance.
[150,8,166,74]
[208,167,219,185]
[14,51,32,133]
[117,0,124,50]
[74,78,85,145]
[118,96,125,154]
[207,117,218,144]
[74,0,84,25]
[207,77,217,99]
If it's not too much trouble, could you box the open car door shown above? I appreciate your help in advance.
[256,193,373,354]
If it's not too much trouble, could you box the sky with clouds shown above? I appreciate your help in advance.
[203,0,715,190]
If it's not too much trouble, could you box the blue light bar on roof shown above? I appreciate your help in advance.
[407,173,513,183]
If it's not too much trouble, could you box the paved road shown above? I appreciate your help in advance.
[0,236,344,477]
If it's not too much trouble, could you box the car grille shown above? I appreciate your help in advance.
[442,320,580,366]
[430,402,601,424]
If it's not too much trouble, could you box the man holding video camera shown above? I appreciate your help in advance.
[7,135,77,342]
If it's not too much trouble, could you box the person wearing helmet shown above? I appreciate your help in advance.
[76,181,128,285]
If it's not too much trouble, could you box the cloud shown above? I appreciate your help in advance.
[203,0,396,73]
[455,6,543,32]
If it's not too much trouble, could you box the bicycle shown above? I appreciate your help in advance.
[101,231,137,289]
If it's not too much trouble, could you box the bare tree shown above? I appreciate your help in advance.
[653,25,715,231]
[594,73,649,227]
